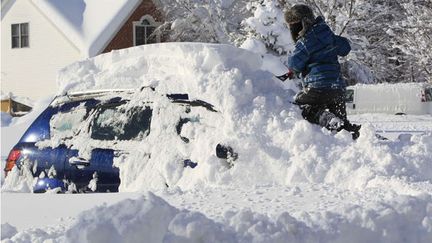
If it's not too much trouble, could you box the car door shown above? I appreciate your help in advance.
[65,101,153,192]
[13,100,100,192]
[36,100,96,189]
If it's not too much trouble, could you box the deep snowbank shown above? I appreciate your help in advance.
[4,192,432,243]
[51,43,432,194]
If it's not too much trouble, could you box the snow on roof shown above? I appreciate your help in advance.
[31,0,141,57]
[1,91,34,107]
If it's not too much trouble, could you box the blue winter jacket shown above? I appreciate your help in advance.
[288,16,350,89]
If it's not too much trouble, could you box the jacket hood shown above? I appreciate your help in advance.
[303,16,333,45]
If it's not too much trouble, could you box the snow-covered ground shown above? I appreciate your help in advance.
[351,113,432,139]
[2,43,432,242]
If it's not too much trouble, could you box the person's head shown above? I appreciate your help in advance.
[284,4,315,42]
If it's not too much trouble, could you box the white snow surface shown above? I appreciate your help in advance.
[2,43,432,242]
[3,191,432,243]
[31,0,141,57]
[1,112,13,127]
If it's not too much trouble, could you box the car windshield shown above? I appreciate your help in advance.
[91,104,152,141]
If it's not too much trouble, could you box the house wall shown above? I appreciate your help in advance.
[1,0,81,99]
[1,100,12,113]
[102,0,163,53]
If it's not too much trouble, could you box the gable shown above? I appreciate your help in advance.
[31,0,143,57]
[102,0,164,54]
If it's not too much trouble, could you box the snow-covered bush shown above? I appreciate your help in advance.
[157,0,251,43]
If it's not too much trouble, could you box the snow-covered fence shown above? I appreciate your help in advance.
[346,83,432,115]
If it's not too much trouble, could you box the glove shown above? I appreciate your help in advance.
[287,69,295,79]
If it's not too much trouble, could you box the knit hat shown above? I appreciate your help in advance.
[284,4,316,40]
[284,4,315,24]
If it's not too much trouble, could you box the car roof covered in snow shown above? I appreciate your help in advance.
[50,89,135,106]
[50,88,217,111]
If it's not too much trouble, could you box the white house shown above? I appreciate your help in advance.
[1,0,163,99]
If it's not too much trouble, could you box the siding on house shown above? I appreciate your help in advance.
[1,0,81,99]
[102,0,163,53]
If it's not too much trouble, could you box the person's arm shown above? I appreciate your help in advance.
[288,42,310,75]
[335,35,351,56]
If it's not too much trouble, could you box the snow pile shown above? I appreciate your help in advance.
[1,112,13,127]
[57,42,266,96]
[1,223,18,240]
[4,192,432,243]
[51,43,432,195]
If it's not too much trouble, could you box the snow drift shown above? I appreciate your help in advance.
[5,192,432,243]
[50,43,432,195]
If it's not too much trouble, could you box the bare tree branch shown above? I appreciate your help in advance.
[339,0,355,36]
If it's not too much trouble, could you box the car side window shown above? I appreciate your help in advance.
[91,105,152,141]
[345,89,354,103]
[425,88,432,102]
[50,104,89,139]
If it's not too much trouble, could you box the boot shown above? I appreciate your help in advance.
[342,123,361,140]
[318,110,344,131]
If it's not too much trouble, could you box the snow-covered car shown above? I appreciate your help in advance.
[4,88,237,193]
[345,83,432,115]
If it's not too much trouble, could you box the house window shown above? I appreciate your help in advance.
[133,15,160,46]
[11,23,29,48]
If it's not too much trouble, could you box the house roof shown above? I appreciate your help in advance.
[30,0,142,57]
[1,92,34,107]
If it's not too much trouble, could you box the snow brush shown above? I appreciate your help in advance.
[275,71,295,81]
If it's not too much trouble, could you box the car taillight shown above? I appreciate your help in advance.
[4,149,21,176]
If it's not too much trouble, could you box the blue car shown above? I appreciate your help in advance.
[4,89,237,193]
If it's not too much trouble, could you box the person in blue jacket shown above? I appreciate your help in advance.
[283,4,361,139]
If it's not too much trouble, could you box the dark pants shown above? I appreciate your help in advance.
[294,88,360,137]
[295,88,346,122]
